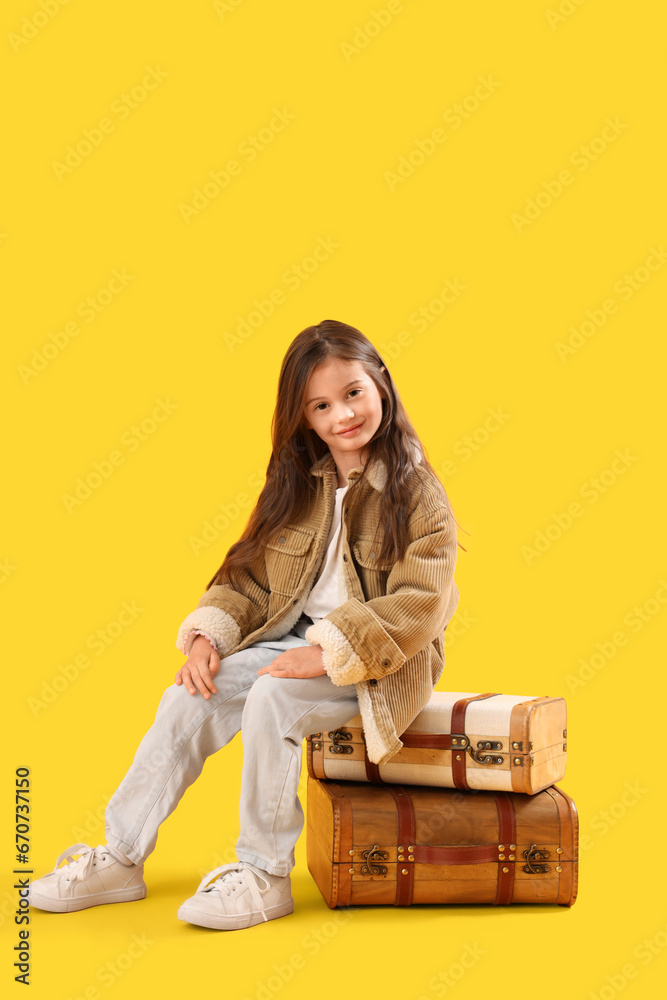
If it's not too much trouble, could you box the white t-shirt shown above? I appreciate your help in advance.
[302,484,349,624]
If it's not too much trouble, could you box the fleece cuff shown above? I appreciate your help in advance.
[176,606,242,658]
[304,618,368,686]
[355,681,403,766]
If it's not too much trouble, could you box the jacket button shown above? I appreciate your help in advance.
[369,551,376,559]
[381,659,389,666]
[369,679,378,685]
[279,536,286,543]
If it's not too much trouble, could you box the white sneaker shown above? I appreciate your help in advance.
[177,861,294,930]
[29,843,146,912]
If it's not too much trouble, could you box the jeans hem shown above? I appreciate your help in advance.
[236,848,294,877]
[105,836,147,868]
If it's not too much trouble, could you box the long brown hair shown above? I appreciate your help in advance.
[206,320,467,591]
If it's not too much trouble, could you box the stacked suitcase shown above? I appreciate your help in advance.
[305,691,578,908]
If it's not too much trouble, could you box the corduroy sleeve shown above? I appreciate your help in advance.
[175,551,271,659]
[304,503,458,686]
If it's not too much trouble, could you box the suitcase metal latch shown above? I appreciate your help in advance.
[360,844,388,876]
[471,741,504,765]
[522,844,550,874]
[452,734,504,765]
[329,728,353,754]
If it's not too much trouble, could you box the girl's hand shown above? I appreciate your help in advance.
[175,635,221,698]
[257,645,327,679]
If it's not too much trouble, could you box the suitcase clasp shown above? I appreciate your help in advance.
[452,734,504,765]
[329,728,354,754]
[471,741,504,765]
[360,844,389,876]
[522,843,550,874]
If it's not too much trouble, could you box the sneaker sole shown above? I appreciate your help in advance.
[177,897,294,930]
[29,884,147,913]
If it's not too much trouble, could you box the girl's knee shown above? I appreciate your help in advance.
[244,673,289,717]
[246,672,276,701]
[157,681,213,721]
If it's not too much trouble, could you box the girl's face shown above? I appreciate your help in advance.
[302,357,385,467]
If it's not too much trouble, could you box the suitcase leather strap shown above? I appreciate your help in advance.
[383,785,517,905]
[364,754,382,783]
[363,693,501,789]
[385,785,415,906]
[493,792,517,904]
[451,693,501,789]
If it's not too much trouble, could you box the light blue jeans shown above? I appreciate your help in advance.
[104,614,360,876]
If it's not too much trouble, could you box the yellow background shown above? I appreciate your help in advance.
[3,1,666,997]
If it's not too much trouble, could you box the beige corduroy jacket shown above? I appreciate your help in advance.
[176,451,460,765]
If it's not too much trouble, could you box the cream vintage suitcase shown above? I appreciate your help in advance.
[307,691,567,794]
[306,775,578,907]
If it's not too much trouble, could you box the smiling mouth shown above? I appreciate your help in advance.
[336,422,363,435]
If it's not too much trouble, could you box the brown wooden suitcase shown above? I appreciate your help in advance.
[306,775,578,907]
[307,691,567,794]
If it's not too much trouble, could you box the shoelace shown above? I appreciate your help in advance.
[195,862,274,921]
[47,843,109,885]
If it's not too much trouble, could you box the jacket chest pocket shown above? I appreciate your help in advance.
[265,524,316,598]
[351,537,395,599]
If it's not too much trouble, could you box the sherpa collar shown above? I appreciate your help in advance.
[309,451,388,492]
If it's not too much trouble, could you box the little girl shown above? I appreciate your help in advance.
[29,319,462,931]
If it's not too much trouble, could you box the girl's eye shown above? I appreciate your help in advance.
[314,389,362,411]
